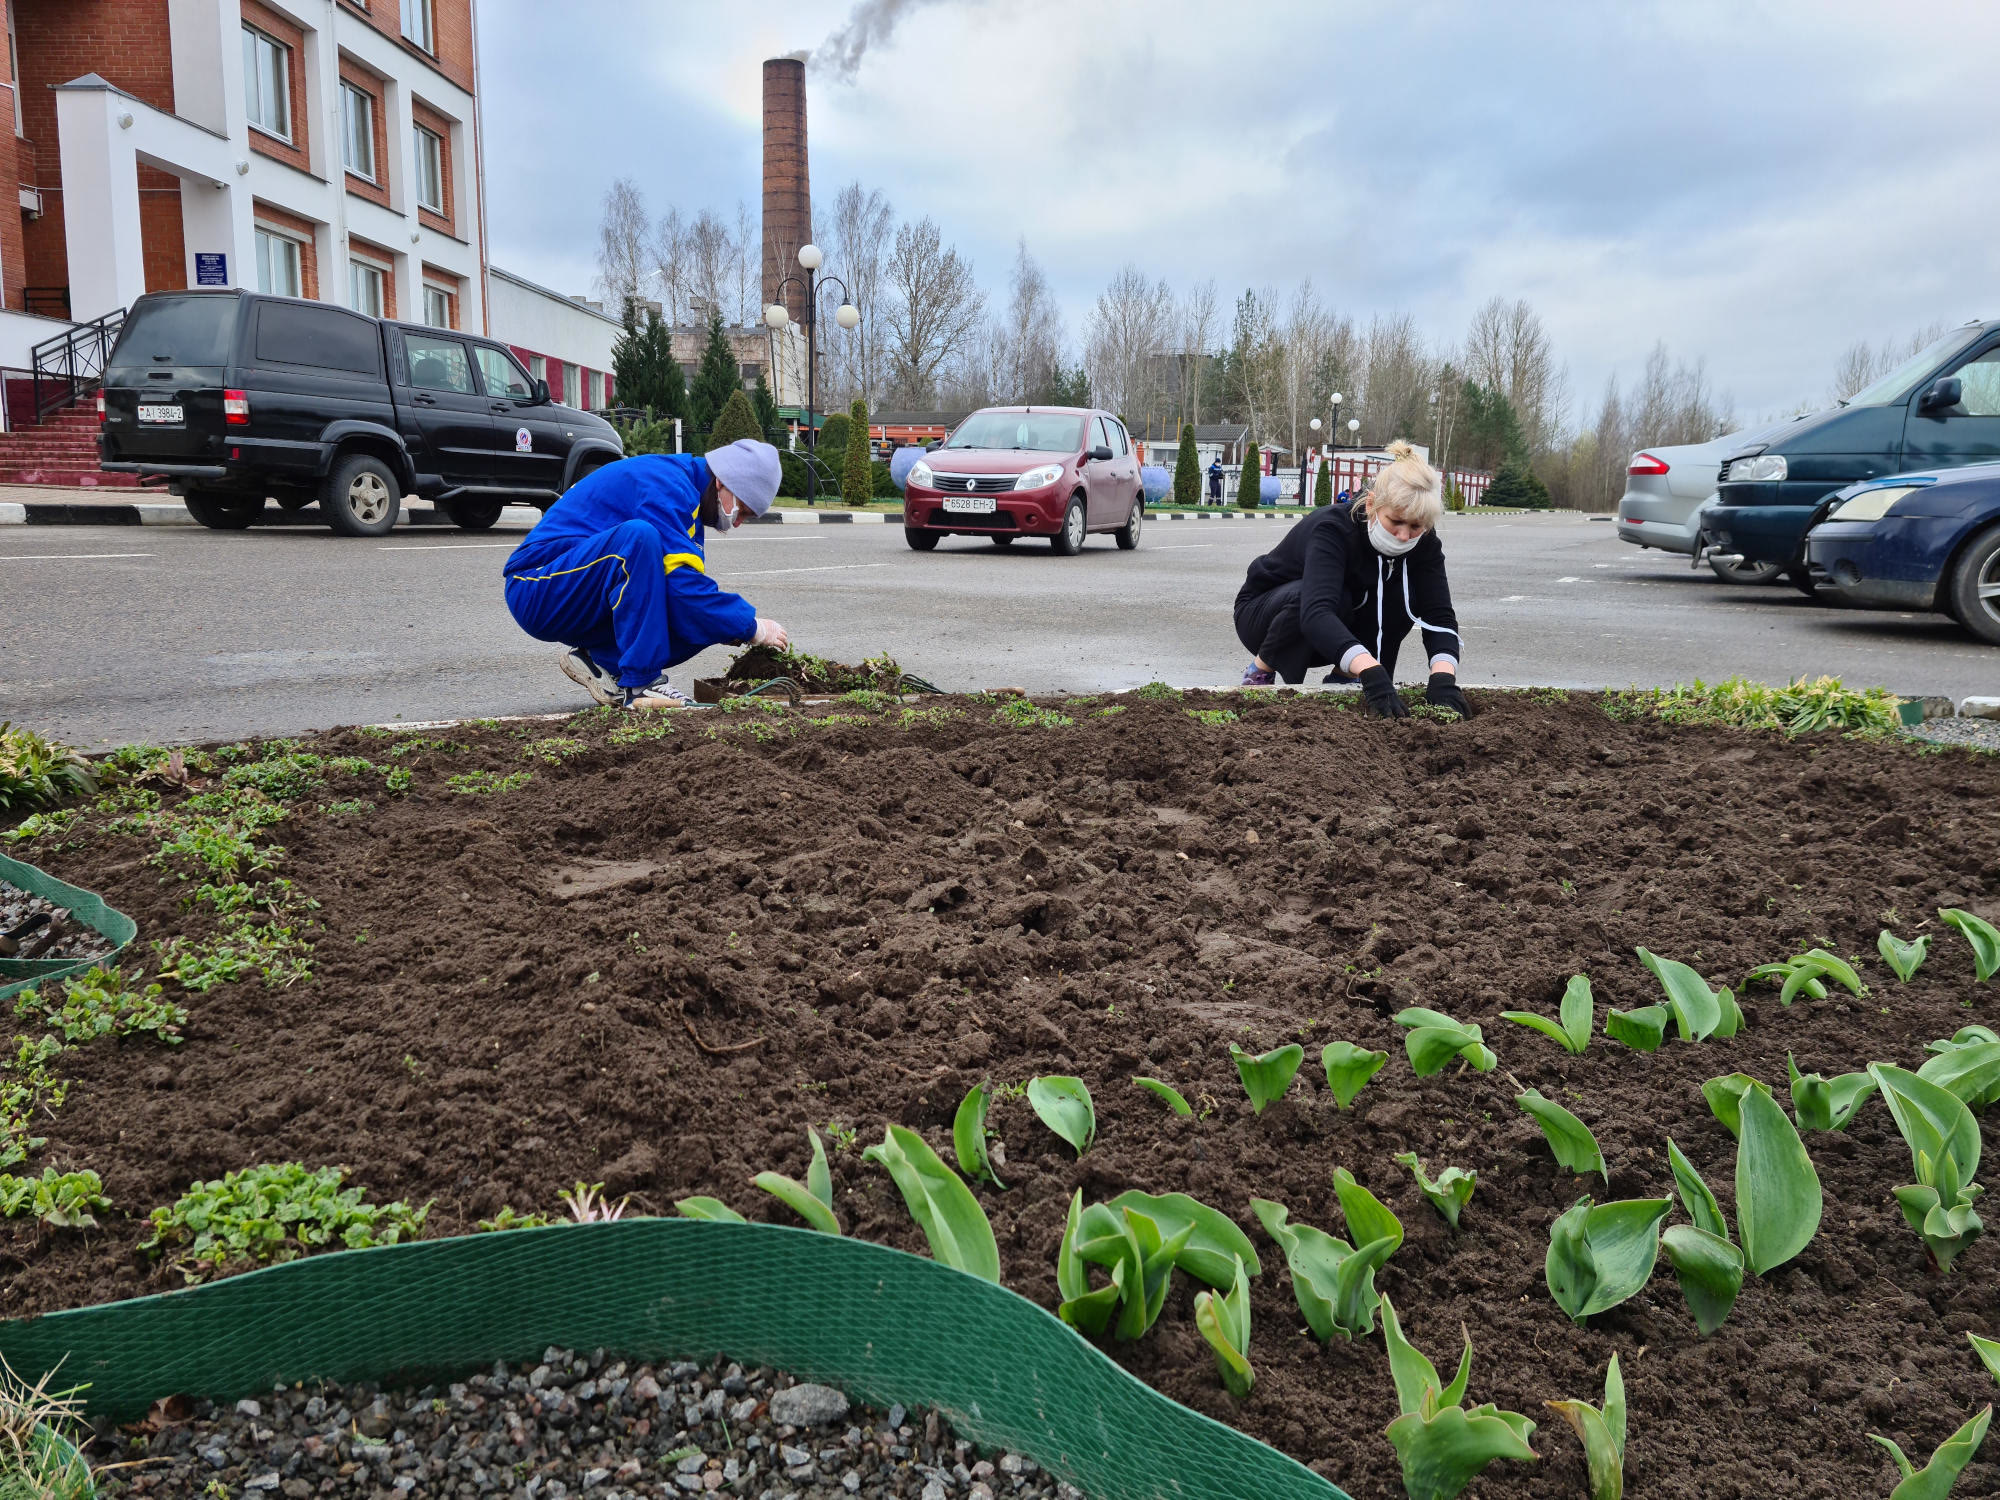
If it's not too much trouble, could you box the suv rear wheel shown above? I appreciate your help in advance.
[321,454,402,537]
[443,498,504,531]
[1946,523,2000,646]
[183,489,263,531]
[1050,494,1086,555]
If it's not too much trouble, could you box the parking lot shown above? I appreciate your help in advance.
[5,509,1994,747]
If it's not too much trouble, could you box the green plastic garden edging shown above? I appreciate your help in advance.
[0,1221,1350,1500]
[0,850,135,1004]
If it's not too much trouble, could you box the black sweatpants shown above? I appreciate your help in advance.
[1234,580,1327,684]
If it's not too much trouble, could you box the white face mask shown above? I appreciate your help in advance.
[1368,515,1421,557]
[710,500,738,534]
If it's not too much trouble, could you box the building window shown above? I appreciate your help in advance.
[422,283,454,329]
[242,26,291,140]
[414,125,445,212]
[528,354,546,382]
[255,229,303,298]
[349,259,385,318]
[585,370,601,409]
[563,363,579,407]
[739,361,759,388]
[340,83,375,180]
[401,0,434,51]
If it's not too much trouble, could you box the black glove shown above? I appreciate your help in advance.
[1426,672,1471,718]
[1358,665,1409,718]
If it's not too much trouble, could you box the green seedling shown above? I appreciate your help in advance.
[1636,947,1744,1040]
[1870,1404,1990,1499]
[1879,929,1932,983]
[1660,1139,1744,1335]
[1603,1004,1670,1053]
[0,1167,110,1229]
[1230,1042,1304,1113]
[1516,1089,1606,1180]
[1102,1189,1260,1288]
[1870,1063,1985,1273]
[1919,1031,2000,1112]
[1736,1084,1823,1276]
[1545,1196,1670,1322]
[475,1207,554,1232]
[1380,1293,1538,1500]
[1970,1333,2000,1386]
[673,1197,746,1223]
[1545,1355,1626,1500]
[1701,1073,1773,1140]
[1745,947,1863,1005]
[1499,974,1594,1053]
[1786,1054,1878,1131]
[1394,1008,1496,1075]
[1322,1041,1388,1108]
[1395,1152,1477,1229]
[1940,908,2000,982]
[14,966,186,1045]
[1193,1254,1255,1398]
[751,1125,840,1234]
[1056,1191,1193,1340]
[141,1163,428,1282]
[557,1182,626,1223]
[861,1124,1000,1282]
[1026,1075,1095,1155]
[952,1079,1005,1186]
[1132,1077,1192,1116]
[1252,1197,1399,1341]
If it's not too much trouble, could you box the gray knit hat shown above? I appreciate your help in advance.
[706,439,782,515]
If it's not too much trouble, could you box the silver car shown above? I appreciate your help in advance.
[1617,423,1793,583]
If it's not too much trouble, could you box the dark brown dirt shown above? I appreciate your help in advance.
[7,691,2000,1500]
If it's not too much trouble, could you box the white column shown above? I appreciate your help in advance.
[178,172,255,292]
[55,86,146,321]
[167,0,243,137]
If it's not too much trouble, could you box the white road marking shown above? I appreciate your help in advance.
[0,551,153,561]
[1557,576,1583,583]
[1152,544,1215,550]
[725,562,893,578]
[378,543,519,551]
[1499,594,1527,602]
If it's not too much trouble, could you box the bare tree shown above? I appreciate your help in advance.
[594,177,651,313]
[652,207,690,326]
[685,209,739,326]
[1175,279,1219,427]
[1463,296,1556,453]
[1826,321,1950,404]
[823,181,895,408]
[881,217,986,408]
[1276,281,1336,459]
[1084,265,1175,429]
[732,201,759,326]
[1229,288,1278,438]
[993,239,1066,403]
[1355,313,1432,449]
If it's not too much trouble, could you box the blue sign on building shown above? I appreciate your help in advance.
[195,253,228,287]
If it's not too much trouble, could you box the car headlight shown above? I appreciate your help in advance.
[908,461,934,490]
[1831,484,1919,522]
[1014,464,1064,491]
[1726,454,1788,483]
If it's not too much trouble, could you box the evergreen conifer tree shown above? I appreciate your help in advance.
[1173,423,1200,508]
[751,370,780,440]
[842,399,873,507]
[1314,460,1334,507]
[644,313,686,421]
[707,389,763,449]
[611,304,644,407]
[1483,456,1551,510]
[1238,440,1261,509]
[688,311,739,436]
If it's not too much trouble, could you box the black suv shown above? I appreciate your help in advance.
[99,289,623,535]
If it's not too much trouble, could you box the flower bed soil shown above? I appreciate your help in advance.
[7,692,2000,1500]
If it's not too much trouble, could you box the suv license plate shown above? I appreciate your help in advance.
[942,496,996,514]
[137,404,184,424]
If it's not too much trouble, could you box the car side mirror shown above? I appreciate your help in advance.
[1089,444,1114,461]
[1919,376,1963,413]
[533,378,551,405]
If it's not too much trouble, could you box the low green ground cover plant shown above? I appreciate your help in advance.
[1323,1042,1387,1107]
[1186,708,1239,727]
[1545,1355,1626,1500]
[0,723,95,812]
[0,1166,109,1229]
[0,1036,63,1169]
[1870,1404,1990,1498]
[1396,1152,1477,1229]
[1394,1009,1495,1075]
[1380,1293,1537,1500]
[447,769,534,795]
[14,965,185,1045]
[141,1163,430,1281]
[476,1206,555,1232]
[1608,675,1900,736]
[1545,1196,1670,1322]
[991,700,1073,730]
[1230,1042,1303,1113]
[862,1124,999,1282]
[154,914,312,992]
[1500,975,1593,1053]
[1940,908,2000,982]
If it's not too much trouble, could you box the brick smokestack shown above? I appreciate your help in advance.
[762,57,811,326]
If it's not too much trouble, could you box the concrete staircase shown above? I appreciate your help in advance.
[0,405,138,488]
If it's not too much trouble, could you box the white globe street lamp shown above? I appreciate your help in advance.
[1347,418,1360,445]
[835,303,860,330]
[797,243,823,271]
[764,304,789,329]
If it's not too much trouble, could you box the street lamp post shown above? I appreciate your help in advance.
[765,243,859,507]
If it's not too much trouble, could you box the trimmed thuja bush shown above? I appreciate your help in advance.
[1174,422,1200,507]
[1238,440,1261,509]
[1315,461,1333,507]
[707,389,763,449]
[843,399,873,507]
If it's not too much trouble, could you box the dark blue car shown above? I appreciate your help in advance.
[1804,462,2000,644]
[1705,318,2000,590]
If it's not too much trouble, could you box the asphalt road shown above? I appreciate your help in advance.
[5,510,1995,747]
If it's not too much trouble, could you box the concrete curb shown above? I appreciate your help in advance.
[0,501,545,529]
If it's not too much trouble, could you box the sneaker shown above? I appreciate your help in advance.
[559,648,618,706]
[1241,661,1275,687]
[620,676,693,711]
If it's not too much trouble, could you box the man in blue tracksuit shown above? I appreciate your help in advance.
[502,439,787,710]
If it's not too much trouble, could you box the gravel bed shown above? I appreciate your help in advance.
[0,879,111,963]
[1902,716,2000,751]
[95,1349,1087,1500]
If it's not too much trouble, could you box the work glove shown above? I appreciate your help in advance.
[1425,672,1471,718]
[752,618,789,650]
[1357,665,1409,719]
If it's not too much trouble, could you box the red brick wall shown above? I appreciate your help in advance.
[410,97,455,236]
[336,60,390,208]
[15,0,177,309]
[240,0,311,174]
[340,0,473,94]
[0,6,26,311]
[254,201,321,301]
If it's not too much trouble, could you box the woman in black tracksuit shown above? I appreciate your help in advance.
[1234,440,1470,719]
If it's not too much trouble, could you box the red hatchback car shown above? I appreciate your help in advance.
[901,406,1145,554]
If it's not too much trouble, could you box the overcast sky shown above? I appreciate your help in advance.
[478,0,2000,426]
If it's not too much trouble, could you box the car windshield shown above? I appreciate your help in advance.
[944,412,1085,452]
[1843,330,1981,407]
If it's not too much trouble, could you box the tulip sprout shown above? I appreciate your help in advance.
[1515,1088,1606,1181]
[1878,928,1932,982]
[1026,1075,1096,1156]
[1058,1188,1259,1339]
[1744,947,1863,1005]
[1395,1152,1477,1229]
[675,1196,745,1223]
[1940,907,2000,982]
[1920,1028,2000,1111]
[952,1079,1005,1187]
[1971,1332,2000,1387]
[751,1125,840,1234]
[1870,1063,1985,1273]
[1734,1083,1823,1276]
[1870,1404,1991,1499]
[1546,1354,1626,1500]
[1380,1292,1538,1500]
[1660,1139,1744,1336]
[1322,1041,1388,1108]
[1545,1196,1670,1322]
[1636,947,1745,1040]
[1193,1254,1255,1398]
[1700,1073,1772,1139]
[1786,1054,1878,1131]
[1603,1004,1669,1053]
[1499,974,1594,1053]
[1230,1042,1304,1113]
[1394,1007,1497,1075]
[1132,1076,1193,1116]
[861,1123,1001,1282]
[1252,1197,1399,1342]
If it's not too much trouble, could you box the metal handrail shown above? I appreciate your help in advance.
[31,307,125,425]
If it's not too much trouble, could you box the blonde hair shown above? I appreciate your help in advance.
[1365,440,1443,529]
